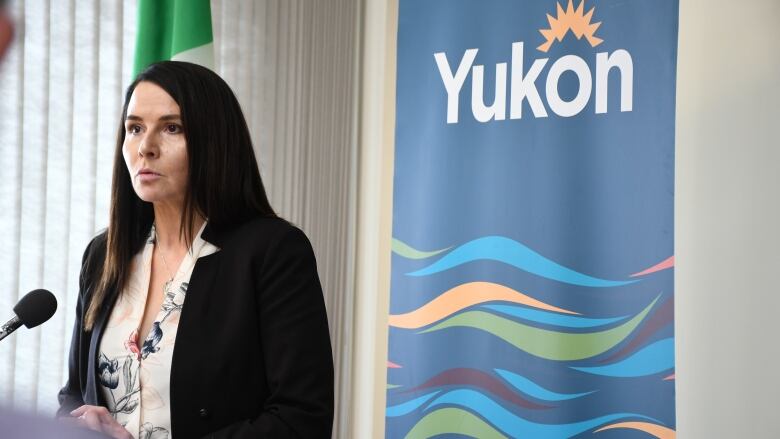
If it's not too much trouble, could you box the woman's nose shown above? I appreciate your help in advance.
[137,135,158,158]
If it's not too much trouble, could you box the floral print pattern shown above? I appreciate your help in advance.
[98,353,120,390]
[141,323,163,359]
[140,422,169,439]
[99,223,218,438]
[99,353,140,415]
[124,329,141,361]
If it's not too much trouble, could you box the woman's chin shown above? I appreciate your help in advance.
[134,191,165,204]
[134,191,185,208]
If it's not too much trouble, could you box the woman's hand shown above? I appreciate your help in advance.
[68,405,132,439]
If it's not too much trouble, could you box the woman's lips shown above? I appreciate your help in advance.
[137,170,161,182]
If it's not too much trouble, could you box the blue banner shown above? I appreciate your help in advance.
[386,0,678,437]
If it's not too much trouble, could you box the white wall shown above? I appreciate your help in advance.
[350,0,396,436]
[676,0,780,437]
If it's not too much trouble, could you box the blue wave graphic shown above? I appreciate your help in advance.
[483,304,628,328]
[406,236,636,287]
[571,338,675,377]
[494,369,593,401]
[427,389,658,437]
[386,391,439,417]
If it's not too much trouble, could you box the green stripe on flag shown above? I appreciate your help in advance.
[133,0,214,77]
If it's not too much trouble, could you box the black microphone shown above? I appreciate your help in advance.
[0,289,57,342]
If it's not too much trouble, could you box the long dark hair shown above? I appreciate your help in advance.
[85,61,276,330]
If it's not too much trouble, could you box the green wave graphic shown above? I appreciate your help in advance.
[421,296,659,361]
[392,238,450,259]
[405,407,508,439]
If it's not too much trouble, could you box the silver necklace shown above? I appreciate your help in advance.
[157,244,175,295]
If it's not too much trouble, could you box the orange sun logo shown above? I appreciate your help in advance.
[538,0,603,53]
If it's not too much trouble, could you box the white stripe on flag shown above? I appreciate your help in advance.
[171,43,215,71]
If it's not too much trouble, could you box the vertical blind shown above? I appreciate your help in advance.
[0,1,357,436]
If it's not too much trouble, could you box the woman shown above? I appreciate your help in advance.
[57,61,334,438]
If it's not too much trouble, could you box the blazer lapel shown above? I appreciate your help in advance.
[176,221,226,343]
[87,287,120,407]
[169,228,224,436]
[178,222,225,327]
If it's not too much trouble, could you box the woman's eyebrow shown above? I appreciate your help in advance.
[158,114,182,121]
[125,114,181,121]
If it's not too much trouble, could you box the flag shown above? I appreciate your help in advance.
[133,0,214,77]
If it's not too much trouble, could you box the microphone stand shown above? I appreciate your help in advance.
[0,316,22,342]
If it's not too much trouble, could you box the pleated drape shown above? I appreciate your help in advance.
[0,2,357,436]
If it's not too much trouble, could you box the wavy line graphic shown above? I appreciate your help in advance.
[389,282,578,329]
[424,389,656,438]
[484,304,626,328]
[404,407,508,439]
[407,236,636,287]
[572,338,675,377]
[421,296,659,361]
[404,368,549,409]
[595,421,676,438]
[600,296,673,363]
[386,391,439,417]
[664,373,675,381]
[392,238,449,259]
[631,256,674,277]
[494,369,593,401]
[388,361,402,368]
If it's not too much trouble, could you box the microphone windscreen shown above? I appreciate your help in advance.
[13,289,57,329]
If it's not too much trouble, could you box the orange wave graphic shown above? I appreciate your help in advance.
[595,422,675,439]
[388,282,579,329]
[631,256,674,277]
[663,373,675,381]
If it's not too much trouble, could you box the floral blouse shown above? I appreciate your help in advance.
[98,222,218,439]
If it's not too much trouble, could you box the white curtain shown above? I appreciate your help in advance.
[0,2,357,436]
[0,0,133,415]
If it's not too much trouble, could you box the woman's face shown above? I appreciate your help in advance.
[122,81,189,208]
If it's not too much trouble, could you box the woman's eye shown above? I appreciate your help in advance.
[165,124,182,134]
[126,124,141,135]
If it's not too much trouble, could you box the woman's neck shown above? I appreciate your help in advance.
[153,203,205,251]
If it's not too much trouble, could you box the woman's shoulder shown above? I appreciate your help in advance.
[219,216,313,253]
[81,231,108,266]
[218,217,313,254]
[77,231,108,298]
[234,215,297,235]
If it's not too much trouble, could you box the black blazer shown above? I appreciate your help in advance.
[57,217,334,438]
